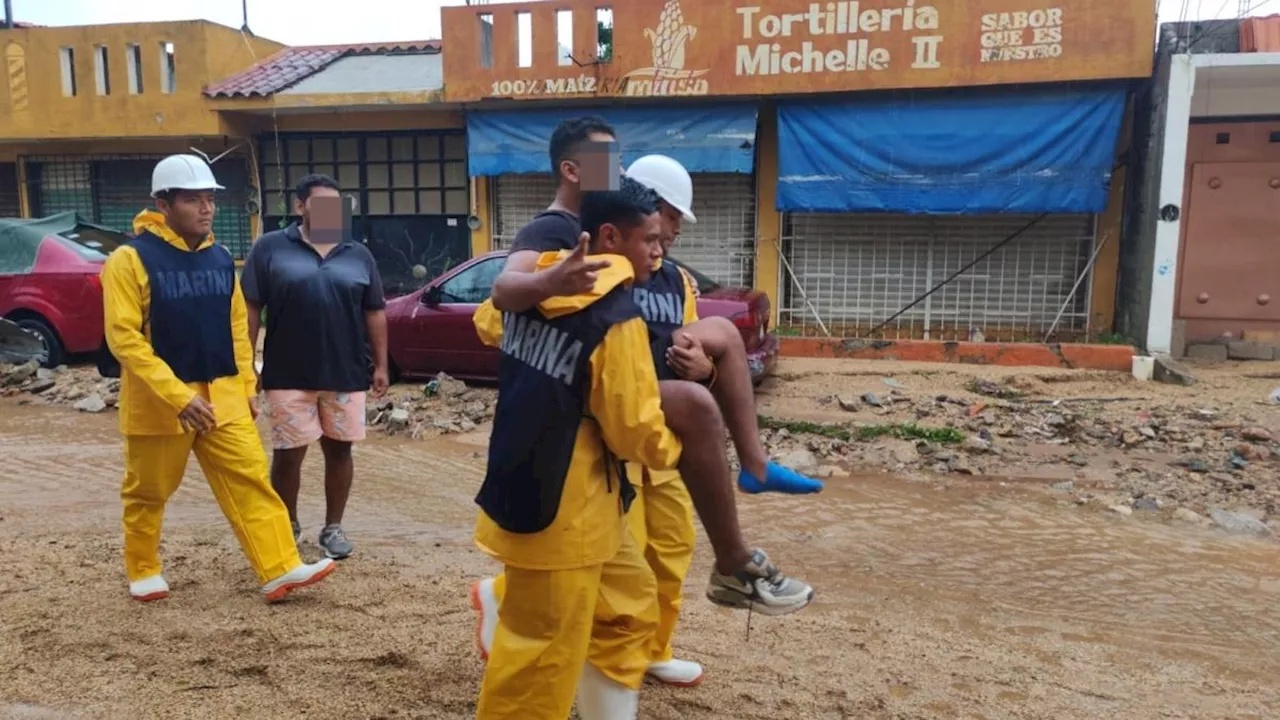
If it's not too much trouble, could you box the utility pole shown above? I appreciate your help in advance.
[3,0,15,30]
[1239,0,1251,17]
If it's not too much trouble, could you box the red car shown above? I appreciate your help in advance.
[386,250,779,384]
[0,214,126,367]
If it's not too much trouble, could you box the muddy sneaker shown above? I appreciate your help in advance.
[262,559,336,603]
[129,574,170,602]
[291,520,302,544]
[647,659,704,687]
[318,524,355,560]
[706,550,813,616]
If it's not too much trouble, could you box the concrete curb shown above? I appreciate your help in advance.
[778,337,1137,372]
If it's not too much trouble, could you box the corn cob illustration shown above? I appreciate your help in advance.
[644,0,697,70]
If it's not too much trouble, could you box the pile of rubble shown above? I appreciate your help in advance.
[756,373,1277,534]
[2,358,1274,534]
[1,361,118,413]
[366,372,496,439]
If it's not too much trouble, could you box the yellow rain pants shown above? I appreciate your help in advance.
[476,530,659,720]
[625,470,696,663]
[488,468,696,668]
[121,415,301,585]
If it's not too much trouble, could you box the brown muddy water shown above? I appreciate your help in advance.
[0,402,1277,719]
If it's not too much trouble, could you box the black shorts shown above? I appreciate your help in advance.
[650,332,677,382]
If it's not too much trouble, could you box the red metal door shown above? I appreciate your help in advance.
[1178,162,1280,321]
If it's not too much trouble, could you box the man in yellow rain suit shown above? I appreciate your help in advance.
[102,154,337,603]
[473,155,712,687]
[471,177,680,719]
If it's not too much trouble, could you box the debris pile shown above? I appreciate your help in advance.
[2,361,118,413]
[366,372,496,439]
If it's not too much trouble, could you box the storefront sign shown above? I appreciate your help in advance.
[441,0,1155,103]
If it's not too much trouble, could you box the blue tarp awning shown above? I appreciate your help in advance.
[466,104,758,177]
[776,88,1127,214]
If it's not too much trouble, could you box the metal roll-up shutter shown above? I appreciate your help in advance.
[492,174,556,249]
[677,173,755,288]
[94,159,155,233]
[781,213,1097,341]
[0,163,19,217]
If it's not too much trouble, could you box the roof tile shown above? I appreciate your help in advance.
[204,40,442,98]
[1240,14,1280,53]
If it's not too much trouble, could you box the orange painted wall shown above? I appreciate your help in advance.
[442,0,1156,103]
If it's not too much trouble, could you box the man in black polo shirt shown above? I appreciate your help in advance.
[242,174,389,560]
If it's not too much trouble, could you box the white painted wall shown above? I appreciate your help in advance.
[1147,54,1195,355]
[1146,52,1280,354]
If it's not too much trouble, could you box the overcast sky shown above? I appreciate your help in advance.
[6,0,1278,45]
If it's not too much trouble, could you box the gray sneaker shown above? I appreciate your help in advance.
[318,524,355,560]
[706,549,813,616]
[291,520,302,544]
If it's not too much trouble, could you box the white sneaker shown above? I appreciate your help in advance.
[470,577,499,660]
[261,559,336,603]
[646,658,704,687]
[575,663,639,720]
[129,574,170,602]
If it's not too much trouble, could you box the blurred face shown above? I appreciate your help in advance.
[560,131,617,190]
[300,190,347,245]
[158,190,216,239]
[597,212,663,282]
[657,200,684,257]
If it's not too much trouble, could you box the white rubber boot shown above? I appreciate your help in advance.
[646,658,704,687]
[470,577,499,660]
[261,558,336,602]
[575,663,639,720]
[129,574,170,602]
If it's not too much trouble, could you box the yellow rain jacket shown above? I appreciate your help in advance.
[101,211,258,436]
[472,251,682,571]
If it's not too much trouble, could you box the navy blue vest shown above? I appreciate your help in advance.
[634,261,687,340]
[130,231,239,384]
[477,285,642,534]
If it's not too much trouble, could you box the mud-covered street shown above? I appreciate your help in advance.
[2,357,1279,719]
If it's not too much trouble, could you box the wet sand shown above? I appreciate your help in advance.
[1,402,1278,719]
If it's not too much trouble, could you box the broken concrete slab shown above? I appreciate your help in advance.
[1152,355,1197,386]
[1185,343,1229,362]
[1227,341,1275,362]
[0,319,47,366]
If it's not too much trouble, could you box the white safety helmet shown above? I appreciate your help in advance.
[151,154,225,197]
[625,154,696,224]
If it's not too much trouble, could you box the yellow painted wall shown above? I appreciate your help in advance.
[1088,99,1133,336]
[754,103,782,326]
[471,176,492,257]
[0,21,281,140]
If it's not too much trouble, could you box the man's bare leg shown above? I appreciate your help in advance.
[672,317,824,495]
[657,380,752,575]
[656,379,814,615]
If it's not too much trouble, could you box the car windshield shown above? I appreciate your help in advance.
[667,257,722,294]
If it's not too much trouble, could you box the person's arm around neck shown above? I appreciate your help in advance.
[490,250,553,313]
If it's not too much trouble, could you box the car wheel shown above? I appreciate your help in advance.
[15,317,65,368]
